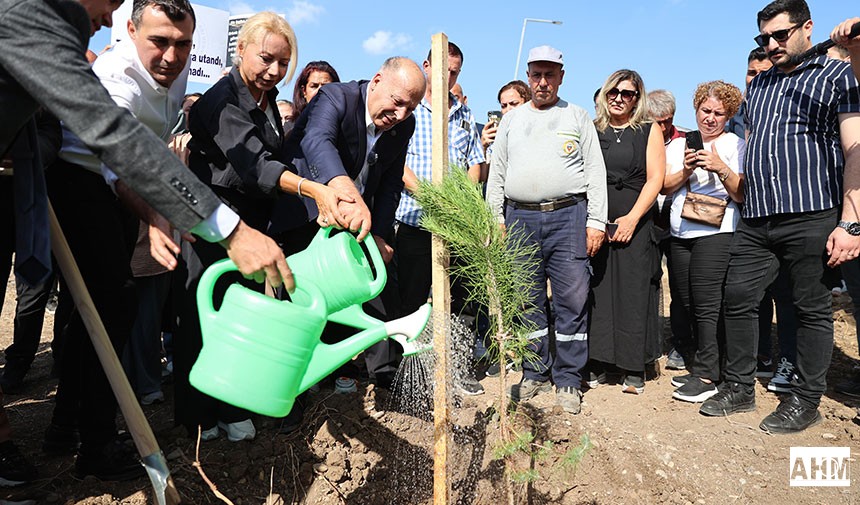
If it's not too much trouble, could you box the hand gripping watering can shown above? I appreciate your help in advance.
[287,227,432,356]
[189,259,431,417]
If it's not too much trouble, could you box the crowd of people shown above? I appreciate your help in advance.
[0,0,858,493]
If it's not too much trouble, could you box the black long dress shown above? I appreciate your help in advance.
[589,123,661,373]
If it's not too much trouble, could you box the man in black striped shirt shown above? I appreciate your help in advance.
[700,0,860,434]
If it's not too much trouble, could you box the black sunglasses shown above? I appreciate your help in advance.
[606,88,639,103]
[754,22,803,47]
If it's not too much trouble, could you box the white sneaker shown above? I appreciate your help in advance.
[140,390,164,406]
[200,426,220,441]
[218,419,256,442]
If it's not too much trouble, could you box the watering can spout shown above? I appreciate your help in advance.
[387,304,433,357]
[298,303,432,393]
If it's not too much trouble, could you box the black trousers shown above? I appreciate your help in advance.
[0,177,14,312]
[659,234,694,353]
[669,233,732,381]
[723,209,838,408]
[47,161,139,449]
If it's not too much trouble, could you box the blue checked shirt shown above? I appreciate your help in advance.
[395,95,485,226]
[743,56,860,218]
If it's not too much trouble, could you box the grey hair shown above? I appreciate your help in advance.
[647,89,676,118]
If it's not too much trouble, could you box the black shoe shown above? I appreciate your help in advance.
[74,438,146,481]
[621,372,644,394]
[456,375,485,396]
[43,423,80,456]
[0,366,27,394]
[665,348,686,370]
[834,372,860,398]
[0,441,37,486]
[584,370,607,389]
[759,395,822,434]
[279,403,305,435]
[699,381,755,417]
[672,378,718,403]
[370,372,394,390]
[670,374,693,388]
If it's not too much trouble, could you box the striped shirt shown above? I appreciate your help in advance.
[395,95,485,226]
[742,55,860,218]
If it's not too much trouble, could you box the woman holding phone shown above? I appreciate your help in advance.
[481,80,531,156]
[588,69,665,395]
[662,80,744,403]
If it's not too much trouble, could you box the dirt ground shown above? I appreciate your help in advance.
[0,270,859,505]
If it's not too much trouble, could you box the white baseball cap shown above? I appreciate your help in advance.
[527,45,564,66]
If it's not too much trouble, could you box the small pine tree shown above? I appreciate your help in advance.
[415,167,540,503]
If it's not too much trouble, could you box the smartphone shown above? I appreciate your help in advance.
[686,130,704,152]
[606,223,618,240]
[487,110,502,126]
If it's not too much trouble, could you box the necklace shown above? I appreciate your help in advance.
[611,126,626,143]
[256,91,266,108]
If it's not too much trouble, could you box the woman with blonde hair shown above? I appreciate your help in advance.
[663,80,744,403]
[587,69,665,395]
[174,12,349,442]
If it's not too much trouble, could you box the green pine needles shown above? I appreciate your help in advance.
[415,167,538,366]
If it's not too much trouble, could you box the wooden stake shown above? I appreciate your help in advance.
[430,32,451,505]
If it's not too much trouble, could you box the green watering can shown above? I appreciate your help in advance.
[287,227,432,356]
[189,258,432,418]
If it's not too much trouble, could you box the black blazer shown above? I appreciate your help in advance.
[187,67,293,231]
[274,80,414,237]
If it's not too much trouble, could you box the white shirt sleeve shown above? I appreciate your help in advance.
[190,204,242,242]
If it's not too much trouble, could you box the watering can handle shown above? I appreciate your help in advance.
[318,225,386,296]
[196,258,239,318]
[364,232,386,296]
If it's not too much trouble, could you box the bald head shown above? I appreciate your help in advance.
[366,57,426,131]
[451,83,467,104]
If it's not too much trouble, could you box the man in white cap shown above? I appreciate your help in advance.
[486,45,607,414]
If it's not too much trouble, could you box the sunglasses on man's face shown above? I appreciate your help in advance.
[754,22,802,47]
[606,88,639,103]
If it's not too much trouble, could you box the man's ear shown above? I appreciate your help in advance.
[127,19,136,41]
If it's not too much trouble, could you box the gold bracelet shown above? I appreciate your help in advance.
[297,177,306,198]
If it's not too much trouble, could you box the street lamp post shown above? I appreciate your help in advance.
[514,18,563,79]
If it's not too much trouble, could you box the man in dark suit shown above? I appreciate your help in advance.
[282,56,426,253]
[270,57,424,430]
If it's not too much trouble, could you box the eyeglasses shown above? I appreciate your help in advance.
[754,22,802,47]
[606,88,639,103]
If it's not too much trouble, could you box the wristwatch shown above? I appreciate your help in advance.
[718,170,730,182]
[838,221,860,236]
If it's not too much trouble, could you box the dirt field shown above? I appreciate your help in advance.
[0,270,858,504]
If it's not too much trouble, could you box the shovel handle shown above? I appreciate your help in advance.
[48,203,180,505]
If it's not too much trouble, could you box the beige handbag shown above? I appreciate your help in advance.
[681,180,729,227]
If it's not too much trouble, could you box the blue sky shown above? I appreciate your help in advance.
[91,0,853,129]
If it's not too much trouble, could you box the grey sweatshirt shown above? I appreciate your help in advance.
[486,99,607,230]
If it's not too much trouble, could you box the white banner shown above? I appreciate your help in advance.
[110,3,229,85]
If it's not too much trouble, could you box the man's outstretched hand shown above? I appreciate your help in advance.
[221,220,294,292]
